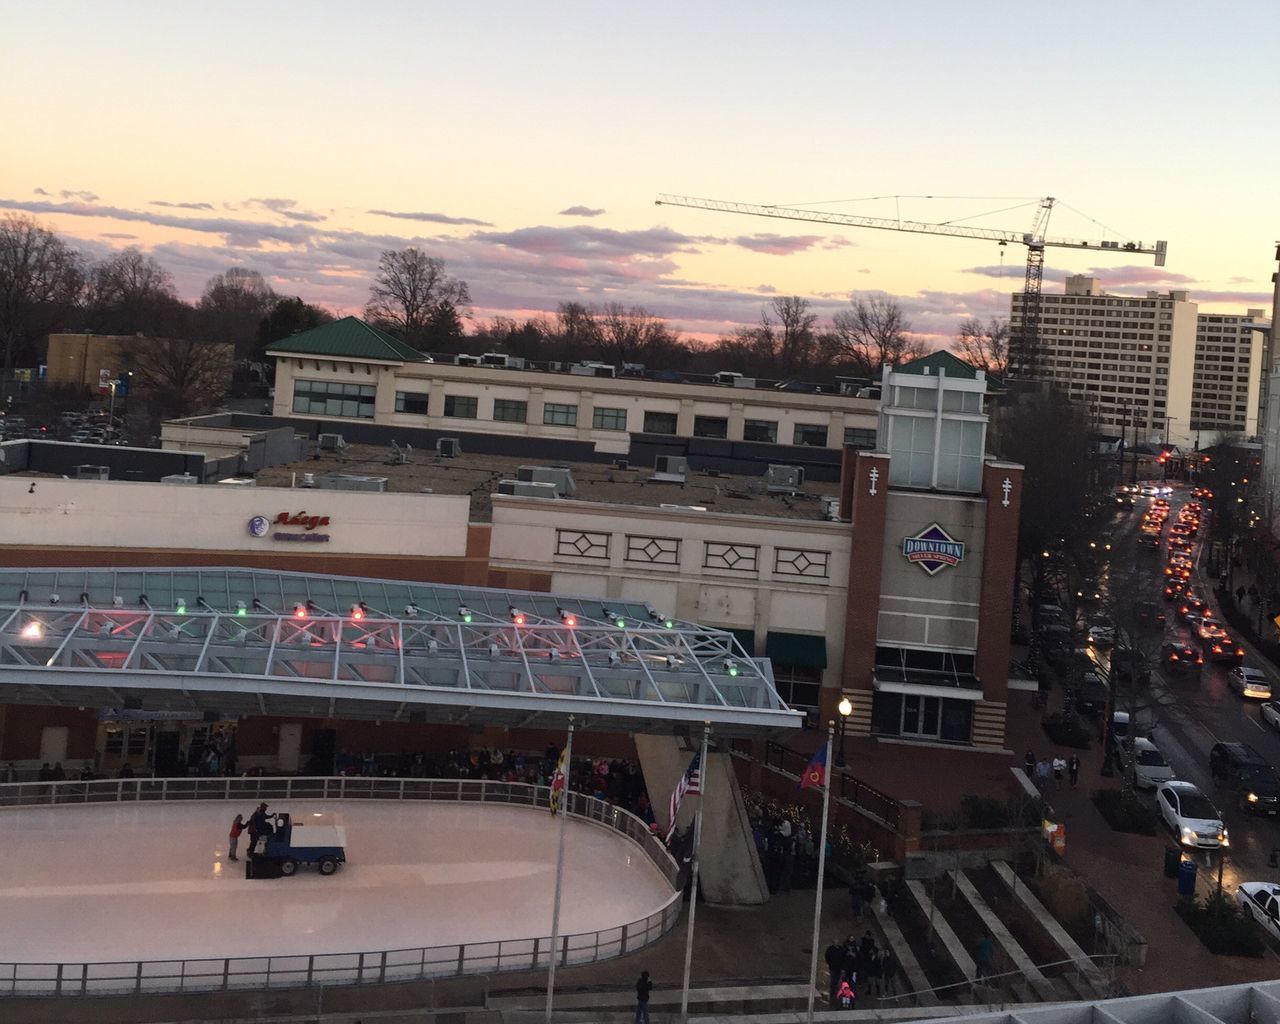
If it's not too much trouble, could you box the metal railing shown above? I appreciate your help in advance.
[0,778,682,998]
[878,954,1122,1008]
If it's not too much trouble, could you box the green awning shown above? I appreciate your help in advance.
[766,631,828,668]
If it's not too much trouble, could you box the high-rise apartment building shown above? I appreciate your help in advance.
[1010,277,1268,447]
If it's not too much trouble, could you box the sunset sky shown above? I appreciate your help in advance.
[4,1,1278,346]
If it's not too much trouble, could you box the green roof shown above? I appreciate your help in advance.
[895,350,982,379]
[265,317,428,363]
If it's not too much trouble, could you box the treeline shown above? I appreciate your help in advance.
[1,214,1010,387]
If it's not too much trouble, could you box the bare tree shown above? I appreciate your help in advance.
[365,248,470,348]
[596,303,686,367]
[953,317,1009,376]
[127,336,233,421]
[197,268,275,359]
[715,296,820,379]
[87,248,182,336]
[827,293,927,376]
[0,214,85,374]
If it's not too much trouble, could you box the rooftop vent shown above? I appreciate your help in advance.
[496,479,558,499]
[766,464,805,494]
[517,465,576,497]
[651,455,688,483]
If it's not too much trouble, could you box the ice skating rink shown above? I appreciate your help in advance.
[0,800,675,964]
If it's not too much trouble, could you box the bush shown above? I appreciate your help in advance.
[959,795,1010,829]
[1092,788,1158,835]
[1175,891,1266,957]
[1037,866,1092,935]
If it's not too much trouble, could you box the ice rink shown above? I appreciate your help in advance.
[0,800,675,964]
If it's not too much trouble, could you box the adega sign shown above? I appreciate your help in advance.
[902,523,965,576]
[248,511,331,543]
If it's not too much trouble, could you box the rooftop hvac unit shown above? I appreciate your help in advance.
[317,433,346,452]
[569,361,616,378]
[714,371,743,386]
[496,479,558,499]
[822,496,842,521]
[299,472,316,488]
[74,464,109,480]
[437,437,461,458]
[651,455,688,482]
[766,464,805,494]
[315,474,388,492]
[517,465,577,497]
[160,473,198,485]
[455,354,481,366]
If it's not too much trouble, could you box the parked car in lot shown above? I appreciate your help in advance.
[1229,667,1272,700]
[1237,883,1280,942]
[1156,781,1228,848]
[1210,742,1280,815]
[1124,736,1176,789]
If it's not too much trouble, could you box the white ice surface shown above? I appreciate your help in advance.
[0,801,674,963]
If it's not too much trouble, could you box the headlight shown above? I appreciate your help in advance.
[1248,792,1259,803]
[1220,830,1230,847]
[1181,826,1197,843]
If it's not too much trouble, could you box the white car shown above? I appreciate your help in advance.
[1126,737,1176,789]
[1230,667,1272,700]
[1156,780,1229,849]
[1261,701,1280,731]
[1237,882,1280,941]
[1087,624,1116,647]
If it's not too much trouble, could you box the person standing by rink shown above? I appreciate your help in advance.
[228,814,245,862]
[634,969,653,1024]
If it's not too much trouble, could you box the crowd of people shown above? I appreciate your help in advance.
[824,930,899,1008]
[1024,749,1081,792]
[749,807,820,893]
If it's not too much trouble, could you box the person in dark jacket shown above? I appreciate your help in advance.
[246,803,272,855]
[824,940,844,1007]
[634,969,653,1024]
[880,949,899,997]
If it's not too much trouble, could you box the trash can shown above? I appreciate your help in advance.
[1163,846,1181,878]
[1177,856,1198,897]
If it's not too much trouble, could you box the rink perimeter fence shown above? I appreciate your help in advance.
[0,777,683,998]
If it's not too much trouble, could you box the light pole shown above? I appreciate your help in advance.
[836,696,852,769]
[107,379,118,425]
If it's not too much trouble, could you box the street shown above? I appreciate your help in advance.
[1096,486,1280,892]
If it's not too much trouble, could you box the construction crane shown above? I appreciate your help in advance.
[654,194,1168,379]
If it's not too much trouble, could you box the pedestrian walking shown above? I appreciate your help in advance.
[1236,585,1246,606]
[1052,755,1066,785]
[879,949,898,997]
[1068,754,1080,788]
[864,940,883,997]
[836,977,856,1009]
[1023,750,1035,778]
[976,934,994,981]
[1035,759,1050,791]
[634,969,653,1024]
[824,940,845,1008]
[228,813,245,861]
[850,883,864,920]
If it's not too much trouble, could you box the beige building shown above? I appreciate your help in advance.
[45,333,137,391]
[1012,277,1268,447]
[267,317,879,455]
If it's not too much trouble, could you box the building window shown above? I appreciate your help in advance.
[443,395,478,419]
[493,398,528,423]
[394,391,429,415]
[743,419,778,443]
[693,416,728,439]
[292,379,376,419]
[592,406,628,431]
[793,423,828,447]
[543,403,578,426]
[772,665,821,711]
[644,411,677,435]
[844,427,877,449]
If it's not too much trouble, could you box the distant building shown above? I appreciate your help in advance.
[45,333,137,391]
[1010,277,1267,448]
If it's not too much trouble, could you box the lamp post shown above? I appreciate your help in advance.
[836,696,852,769]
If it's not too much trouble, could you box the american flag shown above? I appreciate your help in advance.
[665,751,702,845]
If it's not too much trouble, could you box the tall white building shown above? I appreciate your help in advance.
[1011,277,1268,448]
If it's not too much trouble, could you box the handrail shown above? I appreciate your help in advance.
[0,778,682,998]
[879,953,1121,1006]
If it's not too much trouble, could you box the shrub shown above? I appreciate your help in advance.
[1092,788,1158,835]
[1037,865,1092,934]
[1175,891,1266,957]
[1042,714,1092,750]
[959,795,1010,829]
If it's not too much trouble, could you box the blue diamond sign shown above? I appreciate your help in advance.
[902,523,965,576]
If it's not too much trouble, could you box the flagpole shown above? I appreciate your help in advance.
[545,715,575,1024]
[805,723,835,1024]
[678,723,711,1024]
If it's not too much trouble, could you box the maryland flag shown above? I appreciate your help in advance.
[548,746,569,816]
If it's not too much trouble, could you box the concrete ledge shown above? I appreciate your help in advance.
[949,869,1057,1002]
[905,880,976,981]
[871,899,941,1007]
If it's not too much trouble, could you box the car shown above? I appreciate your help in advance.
[1163,641,1203,669]
[1125,736,1176,789]
[1211,742,1280,815]
[1169,536,1194,553]
[1261,702,1280,731]
[1087,623,1116,647]
[1112,649,1152,686]
[1236,883,1280,942]
[1206,635,1246,666]
[1072,672,1109,717]
[1230,667,1272,700]
[1164,581,1188,601]
[1076,585,1103,604]
[1141,485,1160,496]
[1156,781,1228,848]
[1109,710,1131,757]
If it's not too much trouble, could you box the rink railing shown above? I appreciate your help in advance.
[0,777,683,998]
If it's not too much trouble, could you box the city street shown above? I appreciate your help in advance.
[1094,486,1280,892]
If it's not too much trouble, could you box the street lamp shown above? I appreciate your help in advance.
[836,696,852,769]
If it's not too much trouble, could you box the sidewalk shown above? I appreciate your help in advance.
[1004,686,1277,995]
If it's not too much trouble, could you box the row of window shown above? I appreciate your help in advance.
[293,380,377,419]
[391,391,875,447]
